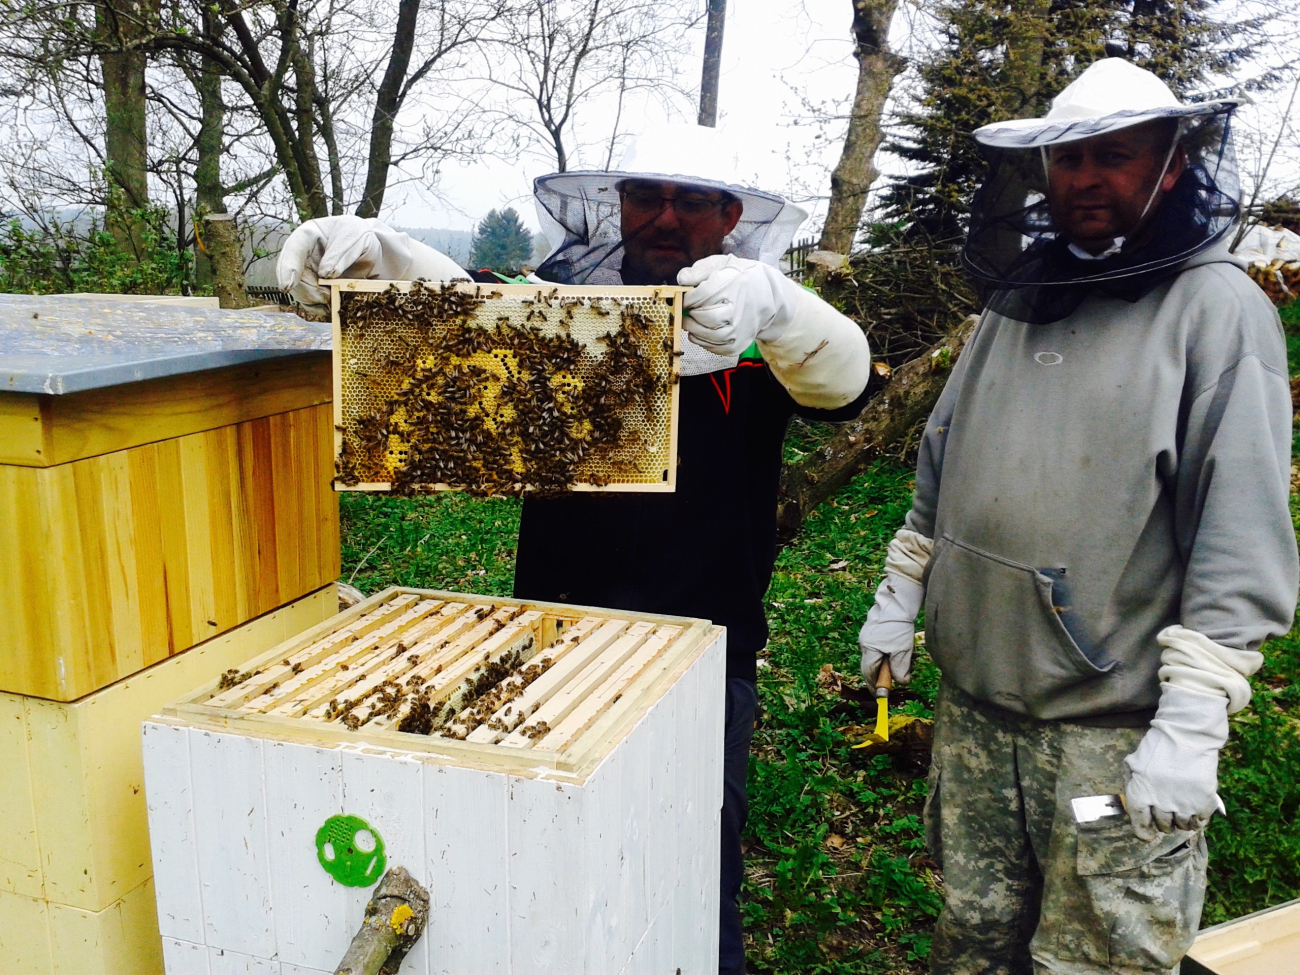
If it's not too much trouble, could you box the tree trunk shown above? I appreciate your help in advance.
[202,213,250,308]
[291,40,330,220]
[817,0,904,256]
[775,314,978,545]
[356,0,422,218]
[697,0,725,127]
[97,0,151,257]
[193,9,226,288]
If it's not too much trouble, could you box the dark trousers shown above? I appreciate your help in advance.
[720,677,758,975]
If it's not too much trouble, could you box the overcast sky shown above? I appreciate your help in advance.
[385,0,861,237]
[380,0,1299,239]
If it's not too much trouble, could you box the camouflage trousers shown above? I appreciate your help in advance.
[925,683,1208,975]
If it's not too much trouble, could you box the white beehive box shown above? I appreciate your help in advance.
[142,587,725,975]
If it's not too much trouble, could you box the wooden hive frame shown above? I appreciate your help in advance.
[328,279,686,496]
[144,587,726,974]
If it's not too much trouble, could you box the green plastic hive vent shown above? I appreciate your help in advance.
[315,814,386,887]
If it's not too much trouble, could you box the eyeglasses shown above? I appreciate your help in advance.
[619,187,731,219]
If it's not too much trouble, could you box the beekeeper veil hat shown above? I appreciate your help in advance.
[533,122,808,284]
[961,57,1243,324]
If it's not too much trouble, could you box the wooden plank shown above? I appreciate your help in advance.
[0,693,43,899]
[207,593,419,709]
[387,607,529,709]
[299,603,473,715]
[410,614,545,730]
[255,599,442,715]
[160,937,210,975]
[98,451,149,674]
[464,616,614,744]
[314,608,535,726]
[498,621,656,749]
[189,730,275,958]
[483,619,630,743]
[505,776,587,971]
[282,606,469,720]
[424,764,510,974]
[1189,899,1300,974]
[3,353,332,468]
[127,442,173,666]
[360,608,517,731]
[365,607,519,727]
[339,750,428,973]
[209,592,416,707]
[0,888,54,975]
[0,392,50,466]
[142,722,205,945]
[261,740,346,972]
[533,625,681,753]
[564,623,721,775]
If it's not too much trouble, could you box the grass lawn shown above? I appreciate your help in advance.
[339,370,1300,974]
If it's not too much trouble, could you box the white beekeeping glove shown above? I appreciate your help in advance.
[858,529,932,686]
[1122,625,1261,840]
[677,254,802,355]
[1123,683,1229,839]
[277,215,467,315]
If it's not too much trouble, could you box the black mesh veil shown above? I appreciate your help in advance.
[961,106,1241,324]
[532,171,806,285]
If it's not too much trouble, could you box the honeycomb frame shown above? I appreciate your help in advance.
[328,279,685,495]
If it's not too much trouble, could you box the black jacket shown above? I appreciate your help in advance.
[513,356,872,681]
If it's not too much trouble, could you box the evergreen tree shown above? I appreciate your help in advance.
[879,0,1264,243]
[469,208,535,271]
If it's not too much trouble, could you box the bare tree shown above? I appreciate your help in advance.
[697,0,724,127]
[97,0,154,251]
[481,0,697,173]
[356,0,500,217]
[817,0,904,255]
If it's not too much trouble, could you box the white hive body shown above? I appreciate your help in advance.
[143,588,725,974]
[330,280,685,497]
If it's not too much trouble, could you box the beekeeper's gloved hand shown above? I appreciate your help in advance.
[277,215,467,316]
[1123,683,1229,840]
[858,528,932,686]
[677,254,802,355]
[859,574,924,685]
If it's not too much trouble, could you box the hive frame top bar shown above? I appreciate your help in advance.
[324,278,690,297]
[326,278,687,496]
[161,586,720,783]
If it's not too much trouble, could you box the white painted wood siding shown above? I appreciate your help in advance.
[144,628,724,974]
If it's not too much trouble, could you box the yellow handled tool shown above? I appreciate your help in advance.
[852,660,892,748]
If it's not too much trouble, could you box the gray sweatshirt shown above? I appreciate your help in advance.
[907,244,1299,721]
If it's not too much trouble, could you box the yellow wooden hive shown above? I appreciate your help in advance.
[1,351,340,702]
[0,294,343,974]
[329,280,685,496]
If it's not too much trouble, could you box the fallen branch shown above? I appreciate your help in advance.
[333,866,430,975]
[775,314,980,545]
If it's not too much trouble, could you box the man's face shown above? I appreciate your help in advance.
[1045,121,1185,254]
[618,180,744,282]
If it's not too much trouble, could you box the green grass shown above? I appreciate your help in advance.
[339,408,1300,973]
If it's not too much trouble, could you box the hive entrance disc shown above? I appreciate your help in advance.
[315,813,386,887]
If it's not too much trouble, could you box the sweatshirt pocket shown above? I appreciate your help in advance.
[924,534,1115,717]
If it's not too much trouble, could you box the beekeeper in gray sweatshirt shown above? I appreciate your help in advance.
[857,58,1299,974]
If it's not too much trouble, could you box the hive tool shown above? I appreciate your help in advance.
[853,660,892,748]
